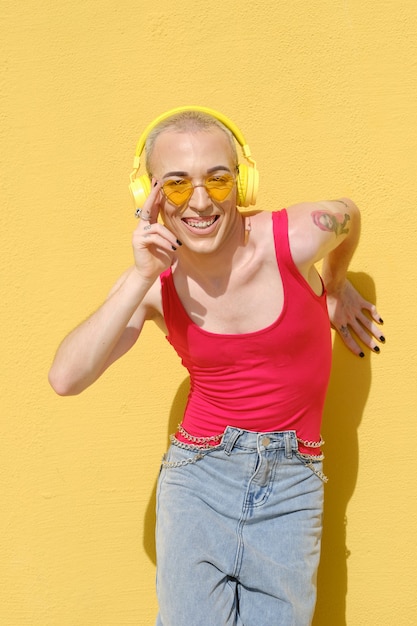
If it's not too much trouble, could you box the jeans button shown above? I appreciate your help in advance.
[261,436,271,447]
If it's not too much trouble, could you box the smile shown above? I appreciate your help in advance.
[182,216,219,230]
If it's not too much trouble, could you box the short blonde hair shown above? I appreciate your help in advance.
[145,110,238,174]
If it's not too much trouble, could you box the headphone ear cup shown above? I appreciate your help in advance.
[247,164,259,206]
[236,163,248,207]
[129,175,151,211]
[236,164,259,207]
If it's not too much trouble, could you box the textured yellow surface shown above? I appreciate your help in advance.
[1,1,416,624]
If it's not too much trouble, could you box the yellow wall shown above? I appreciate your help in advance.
[2,1,416,624]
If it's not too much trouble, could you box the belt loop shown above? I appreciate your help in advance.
[224,428,242,456]
[284,432,292,459]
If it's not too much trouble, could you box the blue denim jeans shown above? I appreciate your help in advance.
[155,427,324,626]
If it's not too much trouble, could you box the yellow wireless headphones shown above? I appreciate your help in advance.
[128,106,259,211]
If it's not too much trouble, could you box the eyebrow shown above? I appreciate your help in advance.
[162,165,232,179]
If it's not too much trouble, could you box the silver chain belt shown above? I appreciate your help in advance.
[177,424,324,449]
[177,423,223,446]
[297,436,324,448]
[162,426,327,480]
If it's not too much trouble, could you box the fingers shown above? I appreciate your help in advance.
[132,180,182,281]
[141,223,182,251]
[336,311,385,357]
[363,301,385,328]
[336,324,366,357]
[327,281,386,358]
[354,300,386,350]
[134,180,179,252]
[355,308,385,344]
[133,220,181,255]
[136,178,162,224]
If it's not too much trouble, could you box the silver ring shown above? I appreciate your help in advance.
[134,208,151,221]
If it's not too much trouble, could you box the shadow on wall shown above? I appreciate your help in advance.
[313,272,375,626]
[142,272,374,625]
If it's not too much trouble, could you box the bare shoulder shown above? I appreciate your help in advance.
[246,209,274,239]
[245,210,275,255]
[287,198,358,228]
[286,198,360,266]
[247,209,272,225]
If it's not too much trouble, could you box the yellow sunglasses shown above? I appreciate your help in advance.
[161,174,235,207]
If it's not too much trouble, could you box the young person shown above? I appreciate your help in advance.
[49,108,384,625]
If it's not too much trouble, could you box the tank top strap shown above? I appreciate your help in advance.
[272,209,294,271]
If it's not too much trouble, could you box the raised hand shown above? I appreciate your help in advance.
[132,179,182,282]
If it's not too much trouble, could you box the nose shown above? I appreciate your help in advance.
[188,183,212,212]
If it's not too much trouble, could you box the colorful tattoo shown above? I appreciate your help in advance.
[332,199,349,209]
[311,210,350,236]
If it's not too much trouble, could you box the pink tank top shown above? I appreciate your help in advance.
[160,210,332,451]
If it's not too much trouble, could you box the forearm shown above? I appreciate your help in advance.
[321,199,361,293]
[48,268,154,395]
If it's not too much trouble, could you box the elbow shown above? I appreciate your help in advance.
[48,367,84,396]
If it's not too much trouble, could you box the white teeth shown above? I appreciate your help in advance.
[185,217,217,229]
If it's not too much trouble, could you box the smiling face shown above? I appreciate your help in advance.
[150,129,241,255]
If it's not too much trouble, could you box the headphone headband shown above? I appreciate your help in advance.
[129,106,259,209]
[132,106,255,172]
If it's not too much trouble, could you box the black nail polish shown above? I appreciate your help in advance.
[379,335,385,342]
[176,239,183,246]
[359,352,365,358]
[379,318,384,324]
[153,181,158,187]
[374,346,380,353]
[171,245,177,251]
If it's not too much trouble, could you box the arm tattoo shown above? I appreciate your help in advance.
[311,210,350,236]
[332,199,349,209]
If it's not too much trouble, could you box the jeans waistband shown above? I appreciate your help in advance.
[168,426,327,481]
[222,427,298,457]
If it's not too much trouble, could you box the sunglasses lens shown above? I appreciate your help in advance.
[162,180,193,206]
[162,175,235,206]
[205,175,235,201]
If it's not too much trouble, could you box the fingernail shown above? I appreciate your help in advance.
[171,245,177,251]
[379,335,385,342]
[359,352,365,358]
[374,346,380,353]
[153,181,158,187]
[379,318,384,324]
[176,239,183,246]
